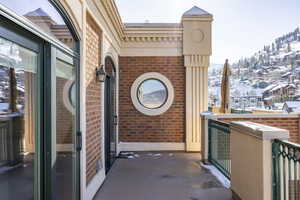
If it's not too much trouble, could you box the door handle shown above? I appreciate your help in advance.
[113,115,118,126]
[76,131,82,151]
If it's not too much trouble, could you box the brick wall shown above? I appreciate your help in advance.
[85,14,102,184]
[219,117,300,143]
[56,77,72,144]
[119,56,185,143]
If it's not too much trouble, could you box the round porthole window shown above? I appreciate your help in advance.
[137,79,168,109]
[131,72,174,116]
[63,79,76,115]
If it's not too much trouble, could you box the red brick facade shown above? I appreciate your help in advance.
[56,77,73,144]
[219,117,300,143]
[119,56,185,143]
[85,15,102,184]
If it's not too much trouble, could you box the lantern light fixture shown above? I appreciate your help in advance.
[95,65,106,82]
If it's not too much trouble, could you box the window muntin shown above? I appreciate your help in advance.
[137,79,168,109]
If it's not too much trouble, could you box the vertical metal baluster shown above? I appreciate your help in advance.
[277,143,281,200]
[293,150,297,200]
[226,125,229,178]
[273,141,281,200]
[283,145,287,200]
[225,131,227,175]
[288,147,292,200]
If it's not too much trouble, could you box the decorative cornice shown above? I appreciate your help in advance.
[123,35,182,43]
[121,31,183,56]
[100,0,124,40]
[122,25,183,46]
[184,55,210,67]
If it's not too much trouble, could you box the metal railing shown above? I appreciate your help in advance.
[0,120,9,166]
[273,139,300,200]
[208,119,231,179]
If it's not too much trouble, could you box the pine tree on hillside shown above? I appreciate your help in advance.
[272,43,275,52]
[287,42,291,52]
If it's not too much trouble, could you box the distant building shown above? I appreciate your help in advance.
[283,101,300,113]
[263,83,297,107]
[24,8,74,49]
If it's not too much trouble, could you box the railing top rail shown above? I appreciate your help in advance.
[201,113,299,119]
[208,119,230,134]
[273,139,300,149]
[208,119,230,127]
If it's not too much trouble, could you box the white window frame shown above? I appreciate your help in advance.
[131,72,174,116]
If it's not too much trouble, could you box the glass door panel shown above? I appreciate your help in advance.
[52,48,76,200]
[0,36,38,200]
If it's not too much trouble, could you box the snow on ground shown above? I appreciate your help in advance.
[201,163,231,189]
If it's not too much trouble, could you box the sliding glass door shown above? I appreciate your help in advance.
[0,12,80,200]
[0,34,41,200]
[51,47,77,200]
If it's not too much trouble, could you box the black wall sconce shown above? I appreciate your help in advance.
[95,65,106,82]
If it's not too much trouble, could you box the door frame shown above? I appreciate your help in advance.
[104,56,117,173]
[0,3,81,200]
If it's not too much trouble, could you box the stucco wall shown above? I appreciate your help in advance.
[119,56,185,143]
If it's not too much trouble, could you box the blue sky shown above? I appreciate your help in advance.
[116,0,300,64]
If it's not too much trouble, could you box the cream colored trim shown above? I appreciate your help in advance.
[86,1,122,52]
[101,0,124,39]
[122,24,183,56]
[119,142,185,151]
[230,121,289,140]
[80,2,87,200]
[203,113,299,119]
[131,72,174,116]
[185,65,209,152]
[182,16,213,22]
[56,144,73,152]
[61,0,83,34]
[184,55,210,67]
[86,168,106,200]
[123,25,182,37]
[124,36,182,43]
[121,37,183,56]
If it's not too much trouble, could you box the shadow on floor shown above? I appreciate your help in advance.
[94,152,232,200]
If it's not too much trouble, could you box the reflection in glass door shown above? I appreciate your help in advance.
[0,37,38,200]
[52,48,76,200]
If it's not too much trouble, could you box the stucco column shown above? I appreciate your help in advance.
[230,121,289,200]
[182,6,213,151]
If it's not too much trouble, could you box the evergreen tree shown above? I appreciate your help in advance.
[287,42,291,52]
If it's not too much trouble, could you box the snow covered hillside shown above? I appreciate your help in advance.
[209,27,300,111]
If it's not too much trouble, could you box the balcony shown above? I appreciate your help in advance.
[93,152,232,200]
[201,112,300,200]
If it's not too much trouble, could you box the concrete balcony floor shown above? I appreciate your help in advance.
[94,152,232,200]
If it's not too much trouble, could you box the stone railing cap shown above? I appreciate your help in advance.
[230,121,289,140]
[199,113,299,119]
